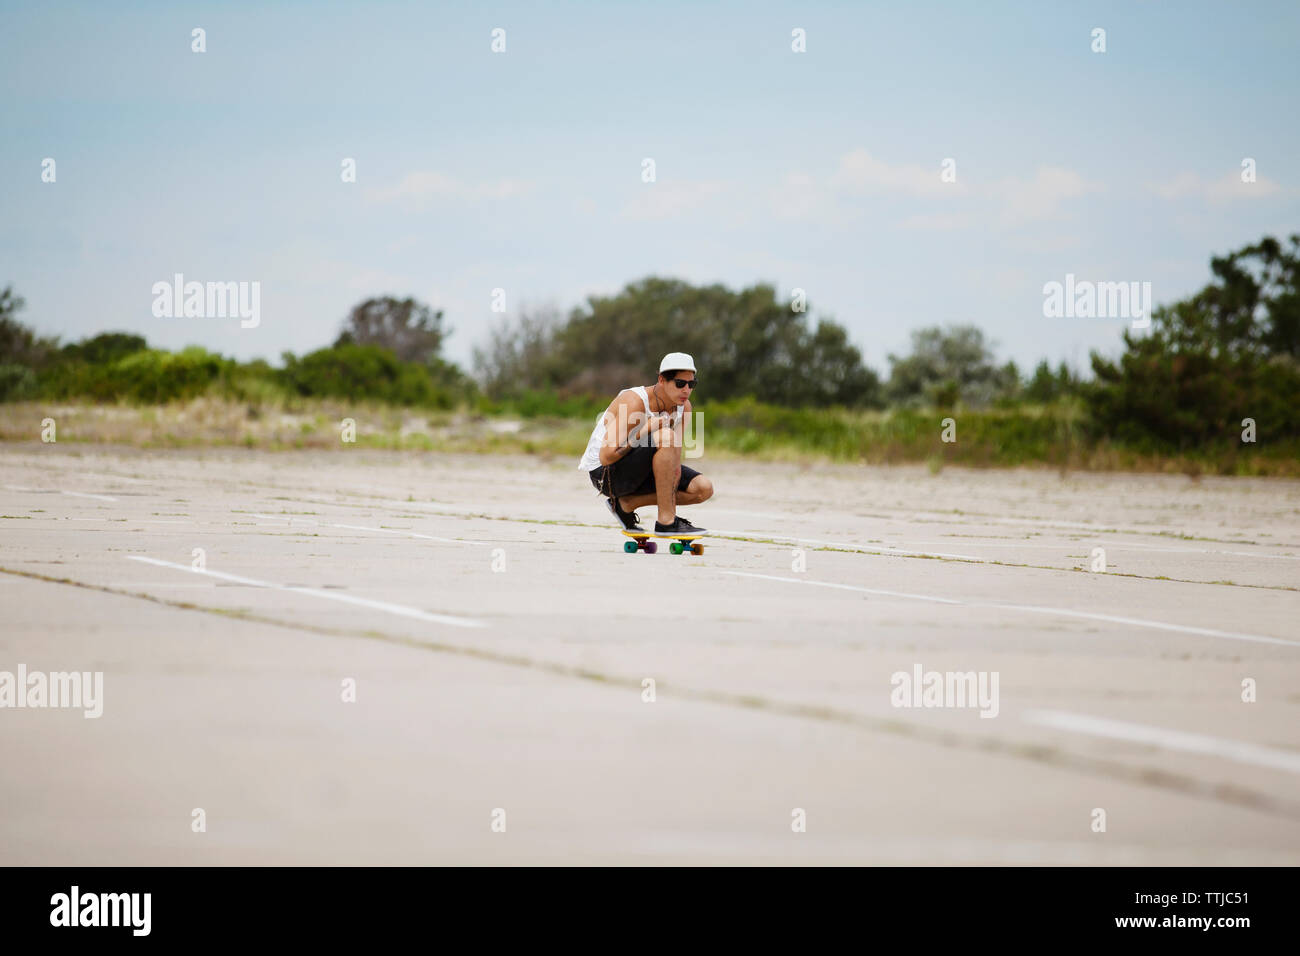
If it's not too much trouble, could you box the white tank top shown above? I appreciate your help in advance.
[577,386,682,471]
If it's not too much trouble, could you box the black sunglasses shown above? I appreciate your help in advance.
[671,378,698,389]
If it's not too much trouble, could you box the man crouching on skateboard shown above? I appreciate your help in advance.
[577,351,713,537]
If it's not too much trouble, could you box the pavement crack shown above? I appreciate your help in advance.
[4,563,1297,823]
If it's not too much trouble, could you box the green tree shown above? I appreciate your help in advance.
[335,296,449,365]
[0,286,58,367]
[492,277,881,407]
[1088,234,1300,449]
[60,332,148,365]
[1023,360,1080,403]
[0,286,55,400]
[281,343,453,408]
[886,325,1016,408]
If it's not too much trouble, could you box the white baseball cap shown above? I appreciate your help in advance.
[659,351,696,374]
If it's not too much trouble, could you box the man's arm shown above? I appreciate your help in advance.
[598,391,658,466]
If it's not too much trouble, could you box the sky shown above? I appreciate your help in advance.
[2,0,1298,379]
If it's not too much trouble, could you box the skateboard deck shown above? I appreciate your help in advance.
[621,530,706,555]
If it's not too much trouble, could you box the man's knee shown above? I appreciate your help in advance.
[653,440,681,464]
[689,475,714,502]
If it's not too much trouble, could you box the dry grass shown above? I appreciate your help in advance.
[4,398,1298,476]
[0,398,590,458]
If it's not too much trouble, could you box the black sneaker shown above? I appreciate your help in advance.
[605,496,642,532]
[653,516,707,537]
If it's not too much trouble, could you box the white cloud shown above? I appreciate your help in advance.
[620,181,728,221]
[1154,171,1285,203]
[613,150,1099,237]
[899,212,970,231]
[993,166,1100,226]
[365,170,532,206]
[769,171,838,222]
[960,265,1032,297]
[770,150,1058,227]
[832,149,966,198]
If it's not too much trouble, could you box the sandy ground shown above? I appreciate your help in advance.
[1,444,1298,865]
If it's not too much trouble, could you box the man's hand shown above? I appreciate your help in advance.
[648,413,679,446]
[598,392,680,466]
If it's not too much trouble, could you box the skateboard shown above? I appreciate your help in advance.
[621,530,705,556]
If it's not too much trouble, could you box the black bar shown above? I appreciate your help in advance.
[0,866,1286,942]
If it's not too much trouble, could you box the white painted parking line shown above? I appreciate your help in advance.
[902,540,1214,554]
[296,493,482,515]
[720,571,1300,647]
[811,538,984,561]
[766,528,1245,566]
[1023,709,1300,774]
[721,530,1299,563]
[125,556,486,629]
[330,523,469,545]
[246,512,469,545]
[62,490,118,502]
[1096,541,1300,561]
[987,602,1299,646]
[712,532,984,561]
[720,570,963,605]
[3,489,119,504]
[276,492,1300,564]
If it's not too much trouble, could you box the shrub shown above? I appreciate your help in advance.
[280,344,454,408]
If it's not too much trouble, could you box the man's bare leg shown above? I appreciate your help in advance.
[617,475,714,513]
[617,490,697,512]
[650,440,680,525]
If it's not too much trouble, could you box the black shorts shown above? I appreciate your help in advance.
[589,443,701,498]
